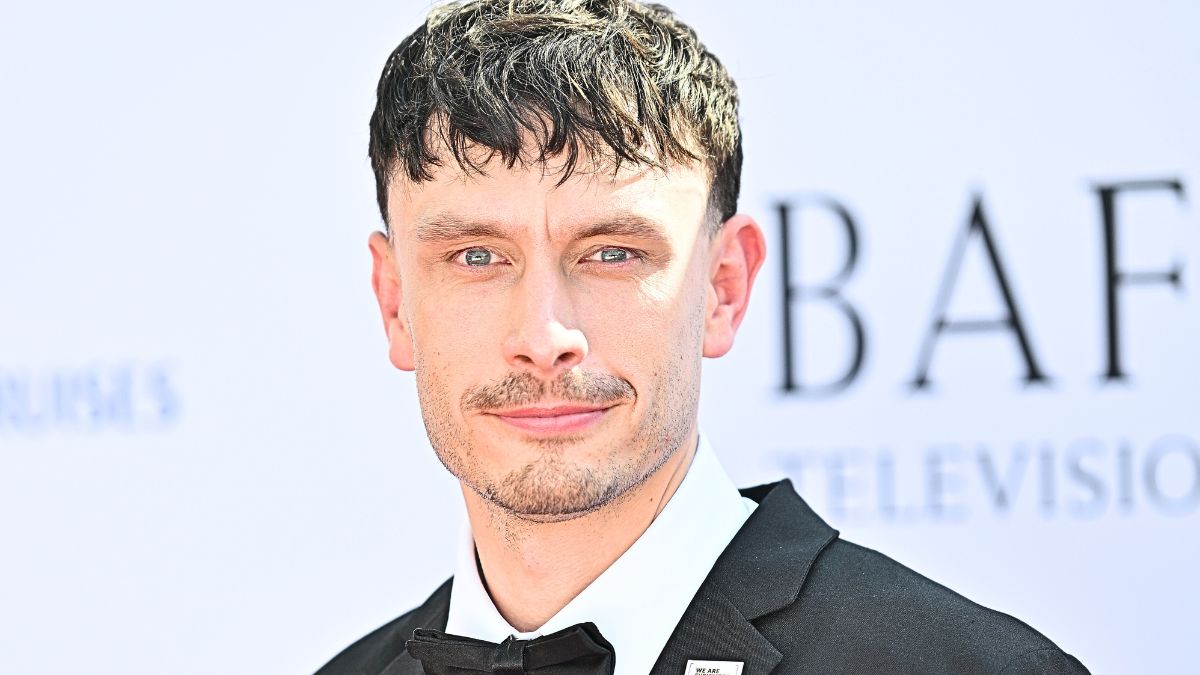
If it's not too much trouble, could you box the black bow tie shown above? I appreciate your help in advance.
[406,622,615,675]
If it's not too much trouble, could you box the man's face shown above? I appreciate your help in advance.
[370,153,740,520]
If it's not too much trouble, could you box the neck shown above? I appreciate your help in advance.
[461,427,699,632]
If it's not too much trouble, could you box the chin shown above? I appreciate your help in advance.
[473,452,643,520]
[495,504,606,524]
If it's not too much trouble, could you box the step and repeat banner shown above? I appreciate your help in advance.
[1,1,1196,673]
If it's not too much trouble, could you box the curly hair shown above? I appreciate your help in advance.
[368,0,742,238]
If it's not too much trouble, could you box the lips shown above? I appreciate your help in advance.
[487,404,615,434]
[491,405,611,418]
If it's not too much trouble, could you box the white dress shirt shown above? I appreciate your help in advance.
[445,428,756,675]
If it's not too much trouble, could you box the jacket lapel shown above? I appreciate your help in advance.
[369,579,452,675]
[650,582,782,675]
[376,648,425,675]
[651,480,839,675]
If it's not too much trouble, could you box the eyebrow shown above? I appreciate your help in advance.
[573,216,671,244]
[412,216,509,244]
[412,214,671,246]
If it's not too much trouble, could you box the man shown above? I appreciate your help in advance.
[319,0,1088,673]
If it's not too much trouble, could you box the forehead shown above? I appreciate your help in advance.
[388,156,710,241]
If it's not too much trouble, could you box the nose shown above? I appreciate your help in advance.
[501,266,589,380]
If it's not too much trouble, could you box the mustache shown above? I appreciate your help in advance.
[461,370,634,412]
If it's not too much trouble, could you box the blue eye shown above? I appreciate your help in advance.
[463,248,492,266]
[598,248,629,263]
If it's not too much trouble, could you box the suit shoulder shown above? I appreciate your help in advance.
[760,539,1087,673]
[314,578,452,675]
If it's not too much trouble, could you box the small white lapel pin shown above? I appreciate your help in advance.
[684,659,744,675]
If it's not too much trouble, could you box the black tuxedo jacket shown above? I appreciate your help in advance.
[316,480,1088,674]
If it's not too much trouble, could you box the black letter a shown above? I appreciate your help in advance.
[910,194,1050,389]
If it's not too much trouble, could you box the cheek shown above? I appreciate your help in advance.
[580,276,699,381]
[632,266,706,338]
[409,286,501,368]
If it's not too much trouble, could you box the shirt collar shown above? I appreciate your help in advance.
[445,427,755,675]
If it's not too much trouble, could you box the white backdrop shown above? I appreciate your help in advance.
[1,2,1196,673]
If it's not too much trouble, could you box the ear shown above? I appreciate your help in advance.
[369,231,415,371]
[702,214,767,358]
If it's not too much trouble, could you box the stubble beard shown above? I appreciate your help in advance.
[413,333,701,522]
